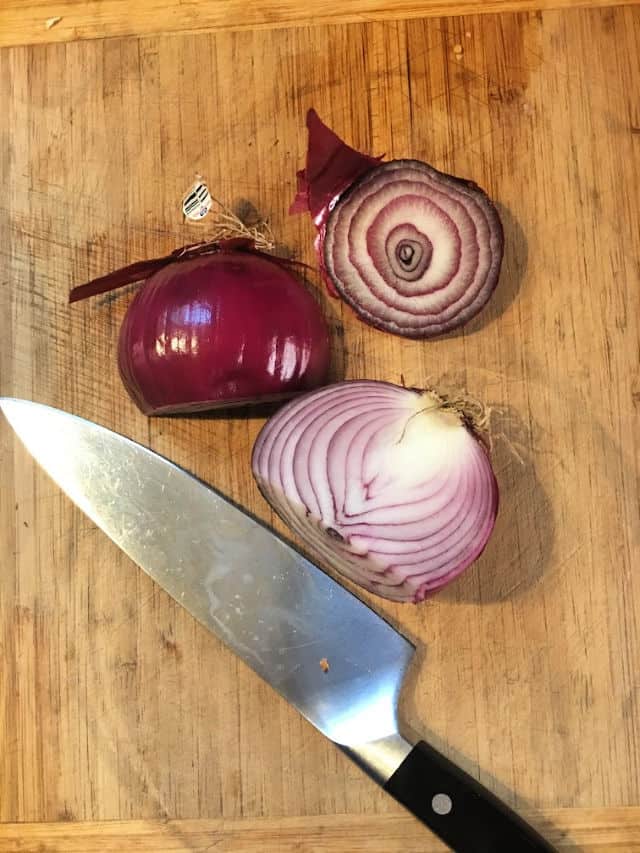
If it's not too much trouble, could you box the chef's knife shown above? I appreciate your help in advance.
[1,399,555,853]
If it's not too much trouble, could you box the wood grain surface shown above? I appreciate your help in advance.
[3,809,640,852]
[1,4,640,851]
[1,0,639,49]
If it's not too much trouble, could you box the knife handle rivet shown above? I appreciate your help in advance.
[431,793,453,816]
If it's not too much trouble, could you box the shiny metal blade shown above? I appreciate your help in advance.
[1,399,414,780]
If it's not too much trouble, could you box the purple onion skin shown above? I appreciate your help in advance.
[290,108,381,299]
[252,380,499,603]
[290,108,380,224]
[118,252,331,415]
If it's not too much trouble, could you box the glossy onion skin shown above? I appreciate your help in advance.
[323,160,504,338]
[118,252,331,415]
[252,380,499,603]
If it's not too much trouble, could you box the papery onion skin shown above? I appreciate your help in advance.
[251,380,499,603]
[291,110,504,339]
[290,108,381,225]
[118,251,331,415]
[290,108,382,298]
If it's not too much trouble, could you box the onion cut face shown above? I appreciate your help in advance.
[291,110,504,338]
[252,380,499,603]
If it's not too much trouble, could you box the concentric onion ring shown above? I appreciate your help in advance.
[323,160,504,338]
[251,380,499,603]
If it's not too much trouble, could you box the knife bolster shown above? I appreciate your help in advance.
[341,733,414,785]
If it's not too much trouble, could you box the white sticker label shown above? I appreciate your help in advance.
[182,181,213,221]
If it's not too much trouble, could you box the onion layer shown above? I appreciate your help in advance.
[291,111,504,338]
[252,380,499,603]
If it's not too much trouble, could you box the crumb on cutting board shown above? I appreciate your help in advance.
[45,16,62,30]
[319,658,330,673]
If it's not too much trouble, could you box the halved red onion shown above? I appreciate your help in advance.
[252,380,498,603]
[291,110,504,338]
[70,239,331,415]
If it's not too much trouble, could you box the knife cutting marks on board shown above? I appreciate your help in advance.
[1,399,556,853]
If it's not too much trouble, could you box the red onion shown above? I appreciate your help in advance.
[291,110,504,338]
[252,380,498,603]
[71,240,331,415]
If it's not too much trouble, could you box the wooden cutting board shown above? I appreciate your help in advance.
[1,3,639,850]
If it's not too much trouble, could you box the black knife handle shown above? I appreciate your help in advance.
[384,741,556,852]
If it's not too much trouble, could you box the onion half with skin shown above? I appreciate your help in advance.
[70,239,331,416]
[118,252,330,415]
[252,380,499,603]
[291,110,504,338]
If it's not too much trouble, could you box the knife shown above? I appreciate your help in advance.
[1,399,555,853]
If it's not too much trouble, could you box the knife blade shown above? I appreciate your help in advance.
[1,399,555,853]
